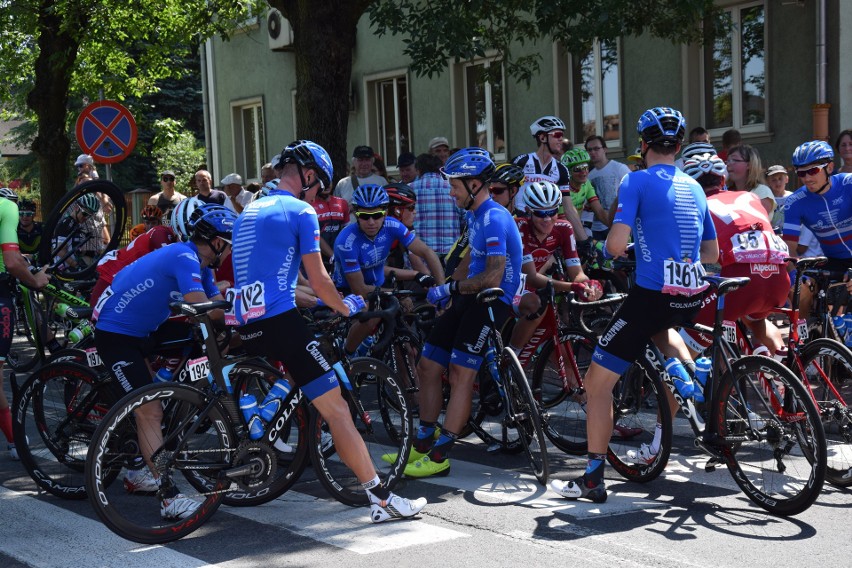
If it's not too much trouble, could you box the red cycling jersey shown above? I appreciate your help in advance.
[312,195,350,250]
[708,190,788,269]
[516,217,579,285]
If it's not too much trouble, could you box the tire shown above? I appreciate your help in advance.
[502,348,549,484]
[530,331,596,455]
[309,357,412,506]
[14,362,116,498]
[39,179,127,280]
[8,288,46,372]
[799,339,852,487]
[717,355,826,516]
[606,355,672,483]
[86,383,231,544]
[469,362,521,452]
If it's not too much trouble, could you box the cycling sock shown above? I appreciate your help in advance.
[584,452,607,485]
[363,476,391,502]
[0,407,12,443]
[429,430,458,462]
[413,421,438,453]
[650,423,663,454]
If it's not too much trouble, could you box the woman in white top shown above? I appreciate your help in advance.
[725,144,775,218]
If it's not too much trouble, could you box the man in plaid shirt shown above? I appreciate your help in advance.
[412,153,463,257]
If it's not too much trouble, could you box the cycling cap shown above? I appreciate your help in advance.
[18,199,36,212]
[791,140,834,167]
[683,153,727,181]
[0,187,17,202]
[522,181,562,211]
[385,183,416,207]
[441,147,495,180]
[529,116,566,137]
[77,193,100,214]
[681,141,717,161]
[352,184,389,209]
[560,148,591,169]
[275,140,334,187]
[637,107,686,147]
[190,204,237,242]
[170,197,202,241]
[489,163,526,187]
[141,205,163,219]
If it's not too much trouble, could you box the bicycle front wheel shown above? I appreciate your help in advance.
[718,355,826,516]
[8,288,46,372]
[502,348,549,484]
[309,356,413,506]
[85,383,232,544]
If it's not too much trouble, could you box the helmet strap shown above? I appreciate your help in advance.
[461,179,484,210]
[296,165,322,200]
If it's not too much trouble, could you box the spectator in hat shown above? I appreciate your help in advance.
[428,136,451,165]
[396,152,417,184]
[74,153,99,180]
[221,173,252,214]
[193,169,226,205]
[766,164,791,229]
[333,145,388,205]
[148,170,187,220]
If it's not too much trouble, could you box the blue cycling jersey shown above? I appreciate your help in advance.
[782,173,852,259]
[466,198,524,305]
[95,242,219,337]
[332,216,415,289]
[613,165,716,292]
[231,190,321,323]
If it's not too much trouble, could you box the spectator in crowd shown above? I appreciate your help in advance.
[428,137,451,165]
[260,162,276,184]
[585,135,631,241]
[412,152,460,258]
[148,170,187,220]
[220,173,253,214]
[766,164,791,229]
[373,154,389,179]
[725,144,775,218]
[397,152,417,184]
[836,129,852,174]
[16,199,43,260]
[675,127,712,169]
[74,153,99,180]
[718,128,742,162]
[246,182,262,195]
[193,170,227,205]
[627,146,645,171]
[334,145,388,204]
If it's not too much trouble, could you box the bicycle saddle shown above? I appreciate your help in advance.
[476,288,504,304]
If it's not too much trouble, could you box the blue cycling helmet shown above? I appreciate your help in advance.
[637,107,686,147]
[352,184,389,209]
[275,140,334,189]
[441,147,495,180]
[189,203,237,242]
[791,140,834,167]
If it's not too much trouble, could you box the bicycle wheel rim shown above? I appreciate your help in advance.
[86,383,230,544]
[719,356,826,516]
[503,348,549,484]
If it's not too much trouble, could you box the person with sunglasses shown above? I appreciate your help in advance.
[148,170,187,220]
[384,183,432,277]
[560,148,608,235]
[311,173,350,271]
[406,147,525,478]
[74,153,99,180]
[585,135,631,242]
[782,140,852,319]
[487,163,525,215]
[16,199,43,262]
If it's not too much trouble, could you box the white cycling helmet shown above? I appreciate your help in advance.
[170,197,202,241]
[529,116,566,137]
[522,181,562,211]
[683,153,728,181]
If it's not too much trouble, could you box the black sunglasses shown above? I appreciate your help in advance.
[162,175,176,182]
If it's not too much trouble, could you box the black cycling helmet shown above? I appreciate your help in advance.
[489,163,525,188]
[18,199,36,212]
[275,140,334,198]
[385,183,416,207]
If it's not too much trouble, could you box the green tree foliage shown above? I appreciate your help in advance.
[151,118,206,191]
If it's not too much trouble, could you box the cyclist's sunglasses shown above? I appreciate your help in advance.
[19,211,35,217]
[355,209,387,220]
[548,131,564,139]
[531,208,558,219]
[490,185,509,195]
[796,163,829,178]
[572,165,589,173]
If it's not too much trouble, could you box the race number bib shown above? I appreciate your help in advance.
[730,230,788,264]
[223,288,239,326]
[722,320,738,344]
[239,281,266,321]
[92,287,114,320]
[662,260,708,296]
[186,356,210,382]
[797,318,809,341]
[84,347,102,368]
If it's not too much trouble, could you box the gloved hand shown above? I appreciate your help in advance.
[342,294,366,317]
[571,279,604,302]
[427,281,459,309]
[415,272,436,288]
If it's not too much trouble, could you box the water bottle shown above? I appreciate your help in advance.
[693,357,711,403]
[484,345,498,379]
[259,379,292,422]
[843,313,852,348]
[355,335,375,357]
[154,367,174,383]
[68,320,93,344]
[665,357,694,399]
[833,315,847,338]
[239,393,265,440]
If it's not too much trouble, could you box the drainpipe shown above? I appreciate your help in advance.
[813,0,830,140]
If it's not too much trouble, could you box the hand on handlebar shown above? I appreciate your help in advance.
[427,281,456,309]
[342,294,366,317]
[570,279,603,302]
[415,272,436,288]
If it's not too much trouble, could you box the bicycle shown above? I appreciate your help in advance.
[605,275,827,516]
[84,298,412,544]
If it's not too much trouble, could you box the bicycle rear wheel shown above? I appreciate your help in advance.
[309,356,413,506]
[85,383,232,544]
[718,355,826,516]
[14,362,115,498]
[502,348,549,484]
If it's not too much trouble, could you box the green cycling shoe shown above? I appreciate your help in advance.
[403,455,451,478]
[381,446,428,465]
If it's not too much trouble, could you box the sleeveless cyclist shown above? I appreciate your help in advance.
[517,217,579,290]
[782,173,852,260]
[0,199,21,360]
[467,199,525,305]
[94,241,219,337]
[231,190,321,324]
[332,216,415,290]
[615,165,716,294]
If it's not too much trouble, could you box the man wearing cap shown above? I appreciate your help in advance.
[334,145,388,205]
[428,137,451,165]
[766,164,791,229]
[148,170,187,220]
[396,152,417,184]
[193,169,227,206]
[221,173,253,214]
[74,154,99,180]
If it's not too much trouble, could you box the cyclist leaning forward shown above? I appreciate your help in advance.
[549,107,719,503]
[405,147,525,478]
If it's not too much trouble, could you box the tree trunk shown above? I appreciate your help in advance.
[26,7,82,213]
[277,0,372,186]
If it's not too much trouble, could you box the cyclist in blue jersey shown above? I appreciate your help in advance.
[782,140,852,319]
[403,147,525,478]
[549,107,719,503]
[94,204,236,520]
[230,140,426,523]
[332,183,444,355]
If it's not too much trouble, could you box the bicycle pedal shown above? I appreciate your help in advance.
[704,457,723,472]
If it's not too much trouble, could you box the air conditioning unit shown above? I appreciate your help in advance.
[267,9,293,51]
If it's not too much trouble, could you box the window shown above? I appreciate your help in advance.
[575,39,621,145]
[463,61,506,158]
[703,2,766,132]
[368,75,410,167]
[231,98,266,181]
